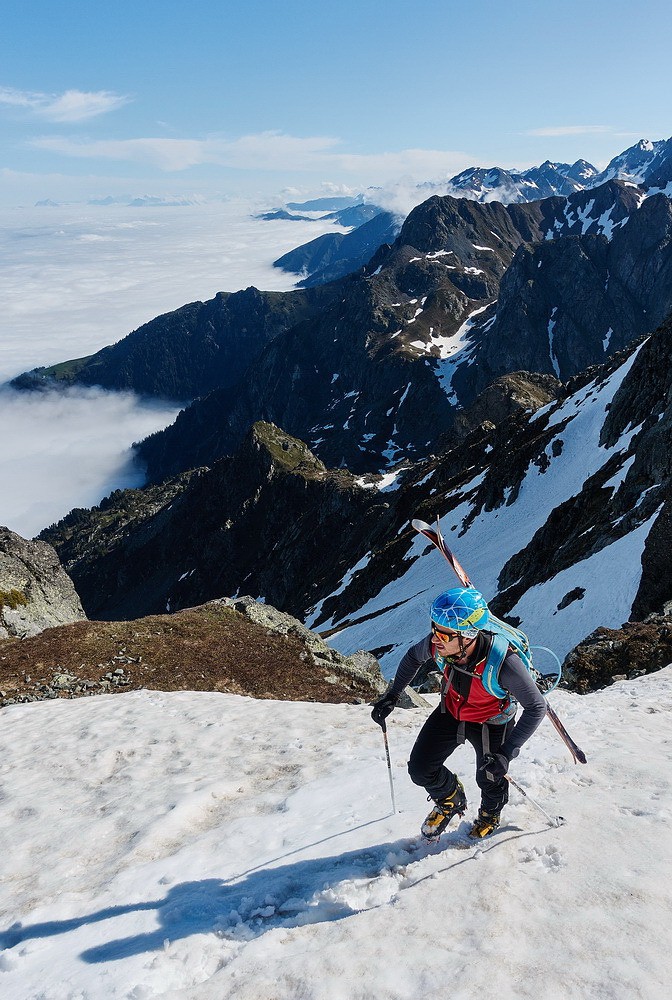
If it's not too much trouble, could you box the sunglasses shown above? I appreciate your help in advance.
[431,624,461,641]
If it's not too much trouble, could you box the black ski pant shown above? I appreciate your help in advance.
[408,705,513,814]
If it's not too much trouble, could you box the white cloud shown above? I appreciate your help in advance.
[333,148,471,178]
[33,136,213,170]
[525,125,613,137]
[30,130,473,181]
[0,87,130,122]
[361,177,432,217]
[0,200,345,536]
[317,181,359,196]
[0,385,180,538]
[32,132,341,171]
[0,201,341,381]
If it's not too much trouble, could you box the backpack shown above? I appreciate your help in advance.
[480,614,562,698]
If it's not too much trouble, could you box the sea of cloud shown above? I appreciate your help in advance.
[0,199,342,538]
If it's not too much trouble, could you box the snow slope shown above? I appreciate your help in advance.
[319,343,653,676]
[1,674,671,999]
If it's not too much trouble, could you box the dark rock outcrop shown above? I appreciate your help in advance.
[135,272,459,481]
[41,422,395,622]
[0,528,85,638]
[563,616,672,693]
[464,191,672,395]
[452,371,560,440]
[13,285,338,401]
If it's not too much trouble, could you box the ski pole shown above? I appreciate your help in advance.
[381,720,397,815]
[506,774,565,828]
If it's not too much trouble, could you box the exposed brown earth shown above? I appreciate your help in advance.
[0,602,381,708]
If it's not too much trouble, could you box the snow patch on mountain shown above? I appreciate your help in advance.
[548,307,560,377]
[433,304,491,401]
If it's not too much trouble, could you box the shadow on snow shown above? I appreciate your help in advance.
[0,821,538,963]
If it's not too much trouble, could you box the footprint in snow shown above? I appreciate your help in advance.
[617,805,654,818]
[517,844,566,872]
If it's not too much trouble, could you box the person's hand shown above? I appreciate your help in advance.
[371,692,398,728]
[479,752,509,780]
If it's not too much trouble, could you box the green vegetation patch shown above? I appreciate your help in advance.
[252,421,327,476]
[34,355,93,383]
[0,588,28,612]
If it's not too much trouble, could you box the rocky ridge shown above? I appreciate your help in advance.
[40,422,395,622]
[13,284,339,401]
[0,596,431,710]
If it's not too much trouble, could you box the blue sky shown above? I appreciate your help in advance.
[1,0,671,205]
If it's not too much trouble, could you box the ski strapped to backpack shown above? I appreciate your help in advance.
[412,516,587,764]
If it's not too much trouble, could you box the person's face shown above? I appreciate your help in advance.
[431,623,475,657]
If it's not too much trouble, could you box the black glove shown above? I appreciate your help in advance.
[371,692,398,728]
[479,752,509,781]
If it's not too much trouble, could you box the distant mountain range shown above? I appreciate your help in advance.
[15,135,672,662]
[35,194,211,208]
[271,137,672,287]
[423,138,672,204]
[273,211,400,286]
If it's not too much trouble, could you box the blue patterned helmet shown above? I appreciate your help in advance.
[430,587,490,637]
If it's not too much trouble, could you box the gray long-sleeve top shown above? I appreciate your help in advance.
[389,632,547,759]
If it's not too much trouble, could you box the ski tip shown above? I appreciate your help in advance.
[411,518,432,532]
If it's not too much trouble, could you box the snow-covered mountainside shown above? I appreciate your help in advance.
[310,315,672,676]
[0,675,670,999]
[432,159,597,203]
[594,137,669,185]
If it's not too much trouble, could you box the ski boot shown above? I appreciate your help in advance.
[468,807,501,839]
[421,778,467,839]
